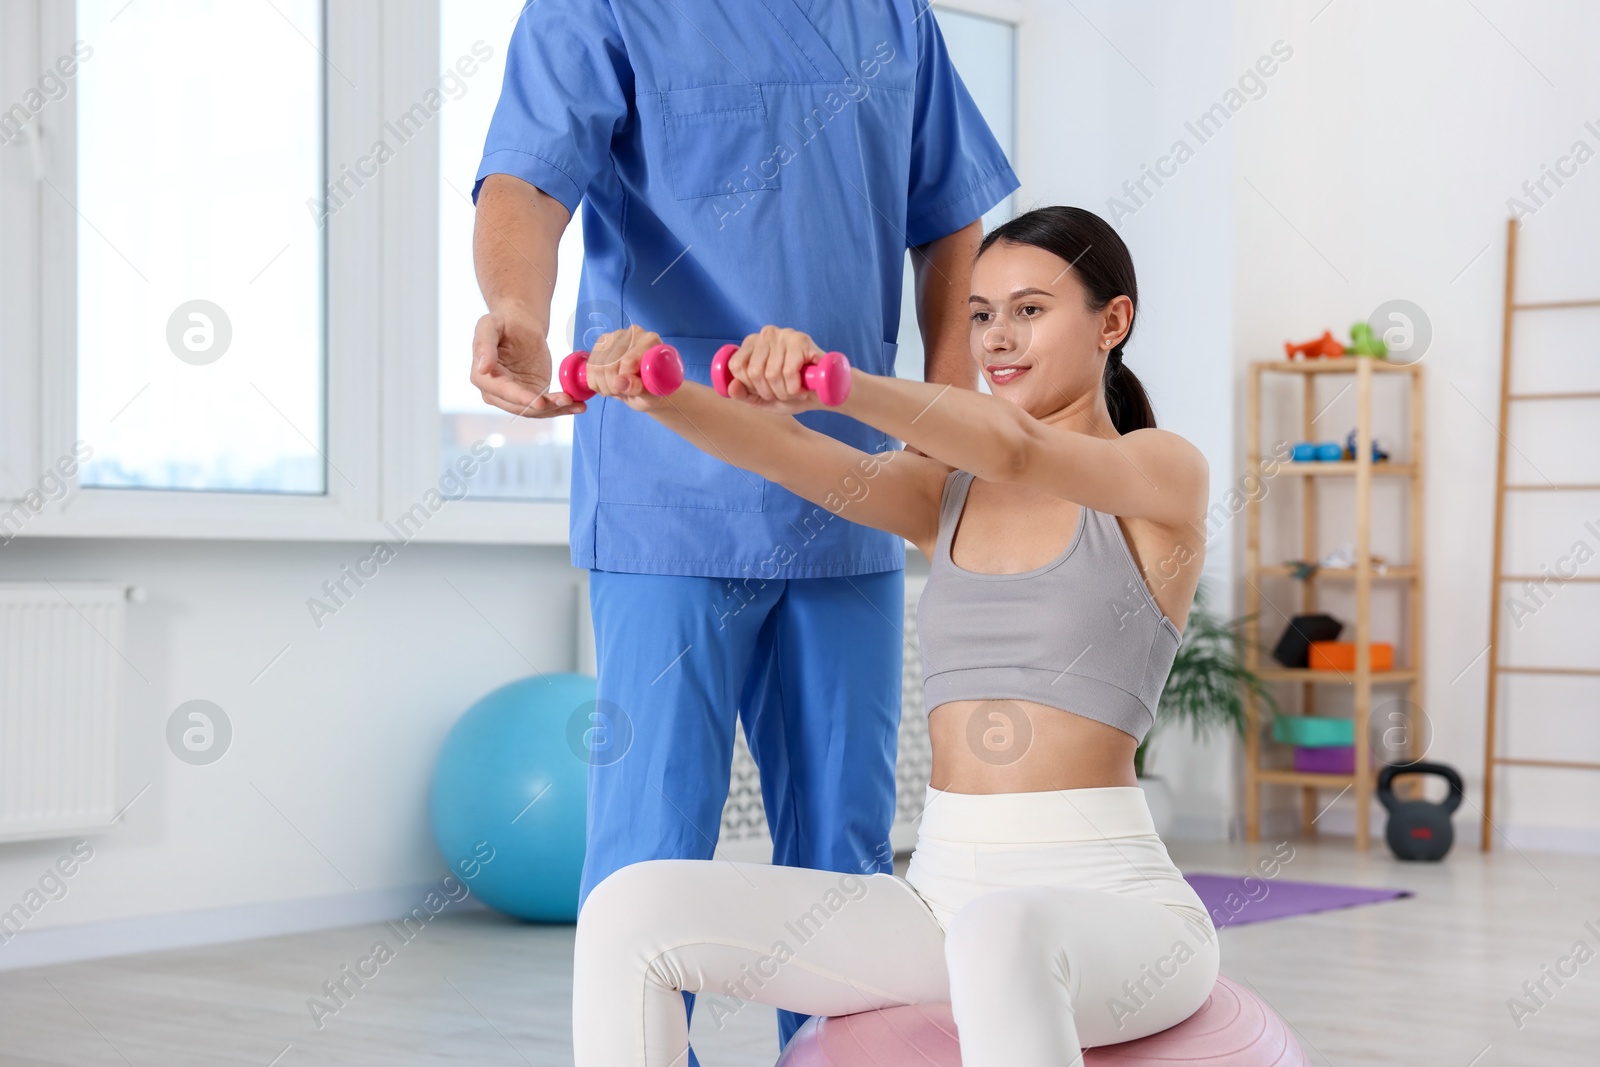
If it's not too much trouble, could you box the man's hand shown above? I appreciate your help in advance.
[470,303,586,419]
[722,326,827,415]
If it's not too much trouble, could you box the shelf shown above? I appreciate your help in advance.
[1255,564,1418,581]
[1244,356,1424,851]
[1255,769,1365,787]
[1257,357,1421,375]
[1276,462,1416,476]
[1257,668,1418,685]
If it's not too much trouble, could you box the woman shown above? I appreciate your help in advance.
[570,206,1218,1066]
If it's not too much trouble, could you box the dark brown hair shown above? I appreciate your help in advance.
[977,206,1155,433]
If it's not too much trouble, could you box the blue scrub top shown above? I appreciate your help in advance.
[474,0,1018,580]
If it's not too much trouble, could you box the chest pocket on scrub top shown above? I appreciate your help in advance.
[660,83,782,201]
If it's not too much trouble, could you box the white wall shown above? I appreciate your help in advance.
[0,1,1245,969]
[1010,0,1239,836]
[1012,0,1600,849]
[0,538,581,967]
[12,0,1596,972]
[1232,0,1600,849]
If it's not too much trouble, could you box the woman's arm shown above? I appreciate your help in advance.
[715,326,1206,526]
[839,372,1209,527]
[581,328,953,554]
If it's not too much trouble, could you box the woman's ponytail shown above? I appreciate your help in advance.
[1103,348,1155,434]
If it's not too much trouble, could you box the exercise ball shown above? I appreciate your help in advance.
[775,975,1308,1066]
[429,672,595,922]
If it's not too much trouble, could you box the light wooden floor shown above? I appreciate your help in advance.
[2,838,1597,1066]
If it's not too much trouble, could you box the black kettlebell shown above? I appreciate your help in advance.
[1377,762,1463,861]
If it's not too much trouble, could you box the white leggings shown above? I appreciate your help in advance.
[573,786,1220,1067]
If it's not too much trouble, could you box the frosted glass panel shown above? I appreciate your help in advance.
[438,0,586,502]
[76,0,325,492]
[895,6,1017,385]
[937,8,1017,231]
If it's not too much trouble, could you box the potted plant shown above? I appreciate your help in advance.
[1137,580,1277,836]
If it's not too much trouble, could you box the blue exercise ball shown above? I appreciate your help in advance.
[429,672,604,922]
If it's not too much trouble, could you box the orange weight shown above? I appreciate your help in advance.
[1309,641,1394,672]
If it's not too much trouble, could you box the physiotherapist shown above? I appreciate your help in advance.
[468,1,1017,1055]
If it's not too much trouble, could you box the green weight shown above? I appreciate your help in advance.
[1272,713,1355,748]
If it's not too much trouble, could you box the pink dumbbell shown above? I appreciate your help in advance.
[711,344,853,407]
[558,343,685,401]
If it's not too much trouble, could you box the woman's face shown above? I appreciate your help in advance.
[967,240,1131,417]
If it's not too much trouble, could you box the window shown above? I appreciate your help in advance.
[439,1,1018,500]
[0,0,1021,543]
[895,6,1017,387]
[437,0,586,503]
[74,0,325,493]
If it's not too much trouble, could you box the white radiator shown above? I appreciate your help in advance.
[0,583,125,844]
[576,573,932,857]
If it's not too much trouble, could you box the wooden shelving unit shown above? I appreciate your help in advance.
[1243,357,1425,851]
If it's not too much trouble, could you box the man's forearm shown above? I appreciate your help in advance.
[911,220,983,389]
[473,173,570,329]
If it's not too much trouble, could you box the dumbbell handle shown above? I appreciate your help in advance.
[558,344,685,402]
[712,344,852,407]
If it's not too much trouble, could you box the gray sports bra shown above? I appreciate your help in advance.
[915,469,1182,743]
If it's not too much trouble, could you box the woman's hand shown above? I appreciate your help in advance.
[722,326,827,415]
[583,325,672,413]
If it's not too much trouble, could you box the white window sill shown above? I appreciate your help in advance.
[7,492,570,546]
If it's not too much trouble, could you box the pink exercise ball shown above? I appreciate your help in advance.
[774,975,1309,1067]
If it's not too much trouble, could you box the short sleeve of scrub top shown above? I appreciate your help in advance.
[905,8,1016,247]
[472,1,632,214]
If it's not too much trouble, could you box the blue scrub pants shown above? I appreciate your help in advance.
[581,567,905,1056]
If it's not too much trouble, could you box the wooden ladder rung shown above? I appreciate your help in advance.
[1509,391,1600,401]
[1496,665,1600,677]
[1494,757,1600,771]
[1512,298,1600,310]
[1500,574,1600,583]
[1504,483,1600,492]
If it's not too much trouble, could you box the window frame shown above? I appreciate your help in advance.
[0,0,45,506]
[0,0,1019,548]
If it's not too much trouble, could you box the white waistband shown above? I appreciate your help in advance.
[916,785,1157,843]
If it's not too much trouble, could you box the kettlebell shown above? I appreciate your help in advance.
[1377,762,1463,861]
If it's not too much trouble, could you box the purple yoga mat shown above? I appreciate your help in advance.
[1184,873,1412,928]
